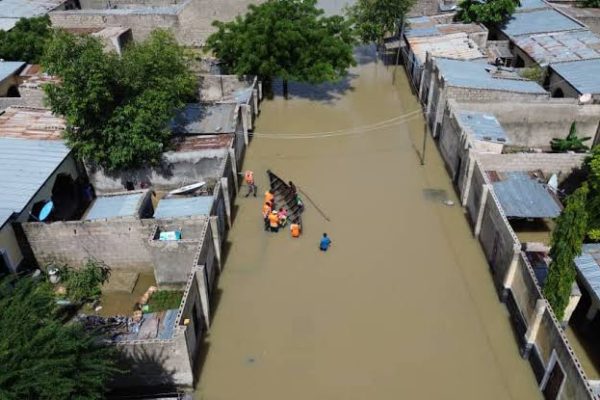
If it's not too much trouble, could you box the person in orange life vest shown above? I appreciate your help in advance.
[268,210,280,232]
[244,170,257,197]
[290,220,301,238]
[262,202,272,231]
[277,207,288,227]
[264,190,274,205]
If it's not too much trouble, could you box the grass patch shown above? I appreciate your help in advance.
[147,290,184,312]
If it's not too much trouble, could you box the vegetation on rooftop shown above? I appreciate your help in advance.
[0,16,52,64]
[551,122,591,153]
[0,276,121,399]
[147,290,184,312]
[51,259,111,305]
[345,0,416,46]
[42,29,196,171]
[543,185,588,320]
[455,0,519,25]
[519,66,544,84]
[206,0,356,98]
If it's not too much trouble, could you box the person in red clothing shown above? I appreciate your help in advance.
[244,170,257,197]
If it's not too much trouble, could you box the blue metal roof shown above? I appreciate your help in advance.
[515,30,600,66]
[456,111,509,144]
[405,26,440,38]
[0,0,65,20]
[551,59,600,94]
[153,196,213,219]
[517,0,548,10]
[0,61,25,82]
[435,58,547,93]
[170,103,238,135]
[492,172,562,218]
[575,244,600,304]
[0,137,71,227]
[501,9,584,37]
[84,193,144,220]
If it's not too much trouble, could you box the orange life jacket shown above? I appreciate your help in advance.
[290,223,301,237]
[268,213,279,227]
[262,203,271,218]
[264,191,274,204]
[244,171,254,184]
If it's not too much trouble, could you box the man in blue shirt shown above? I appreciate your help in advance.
[319,233,332,252]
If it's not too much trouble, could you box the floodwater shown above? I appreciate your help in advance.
[97,271,156,317]
[195,46,541,399]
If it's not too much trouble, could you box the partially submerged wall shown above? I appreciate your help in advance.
[455,101,600,149]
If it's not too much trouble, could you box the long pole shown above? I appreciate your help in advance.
[421,118,427,166]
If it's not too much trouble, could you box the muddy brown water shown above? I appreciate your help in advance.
[195,47,541,399]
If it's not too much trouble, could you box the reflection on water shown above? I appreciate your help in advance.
[195,45,540,399]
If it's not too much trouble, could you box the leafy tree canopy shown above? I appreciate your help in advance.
[582,0,600,8]
[543,185,588,320]
[346,0,415,44]
[0,16,52,64]
[43,29,196,171]
[455,0,518,25]
[206,0,356,97]
[0,277,121,399]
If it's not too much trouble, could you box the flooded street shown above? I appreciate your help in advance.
[195,47,541,399]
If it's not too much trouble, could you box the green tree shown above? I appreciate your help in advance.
[455,0,518,25]
[55,259,111,304]
[43,29,196,170]
[346,0,415,46]
[551,122,591,153]
[543,185,589,320]
[0,16,52,63]
[584,147,600,239]
[0,277,121,399]
[582,0,600,8]
[206,0,356,98]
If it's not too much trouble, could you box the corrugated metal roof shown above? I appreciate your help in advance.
[0,0,66,20]
[0,61,25,83]
[501,8,584,38]
[408,33,486,63]
[574,244,600,304]
[550,58,600,94]
[514,30,600,65]
[492,171,562,218]
[435,58,547,93]
[170,103,238,135]
[153,196,213,219]
[0,137,71,227]
[0,107,65,140]
[84,193,144,220]
[456,111,510,144]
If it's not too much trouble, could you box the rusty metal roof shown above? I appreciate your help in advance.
[514,30,600,65]
[0,107,65,140]
[171,134,234,152]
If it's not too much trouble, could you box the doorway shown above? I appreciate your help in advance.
[542,353,565,400]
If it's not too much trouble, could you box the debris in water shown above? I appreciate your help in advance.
[246,357,256,364]
[444,200,455,206]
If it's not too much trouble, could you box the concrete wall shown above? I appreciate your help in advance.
[51,0,263,46]
[0,223,24,271]
[115,268,206,388]
[548,70,582,99]
[21,215,212,287]
[22,218,156,270]
[87,147,229,193]
[454,101,600,149]
[147,217,209,287]
[477,153,587,177]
